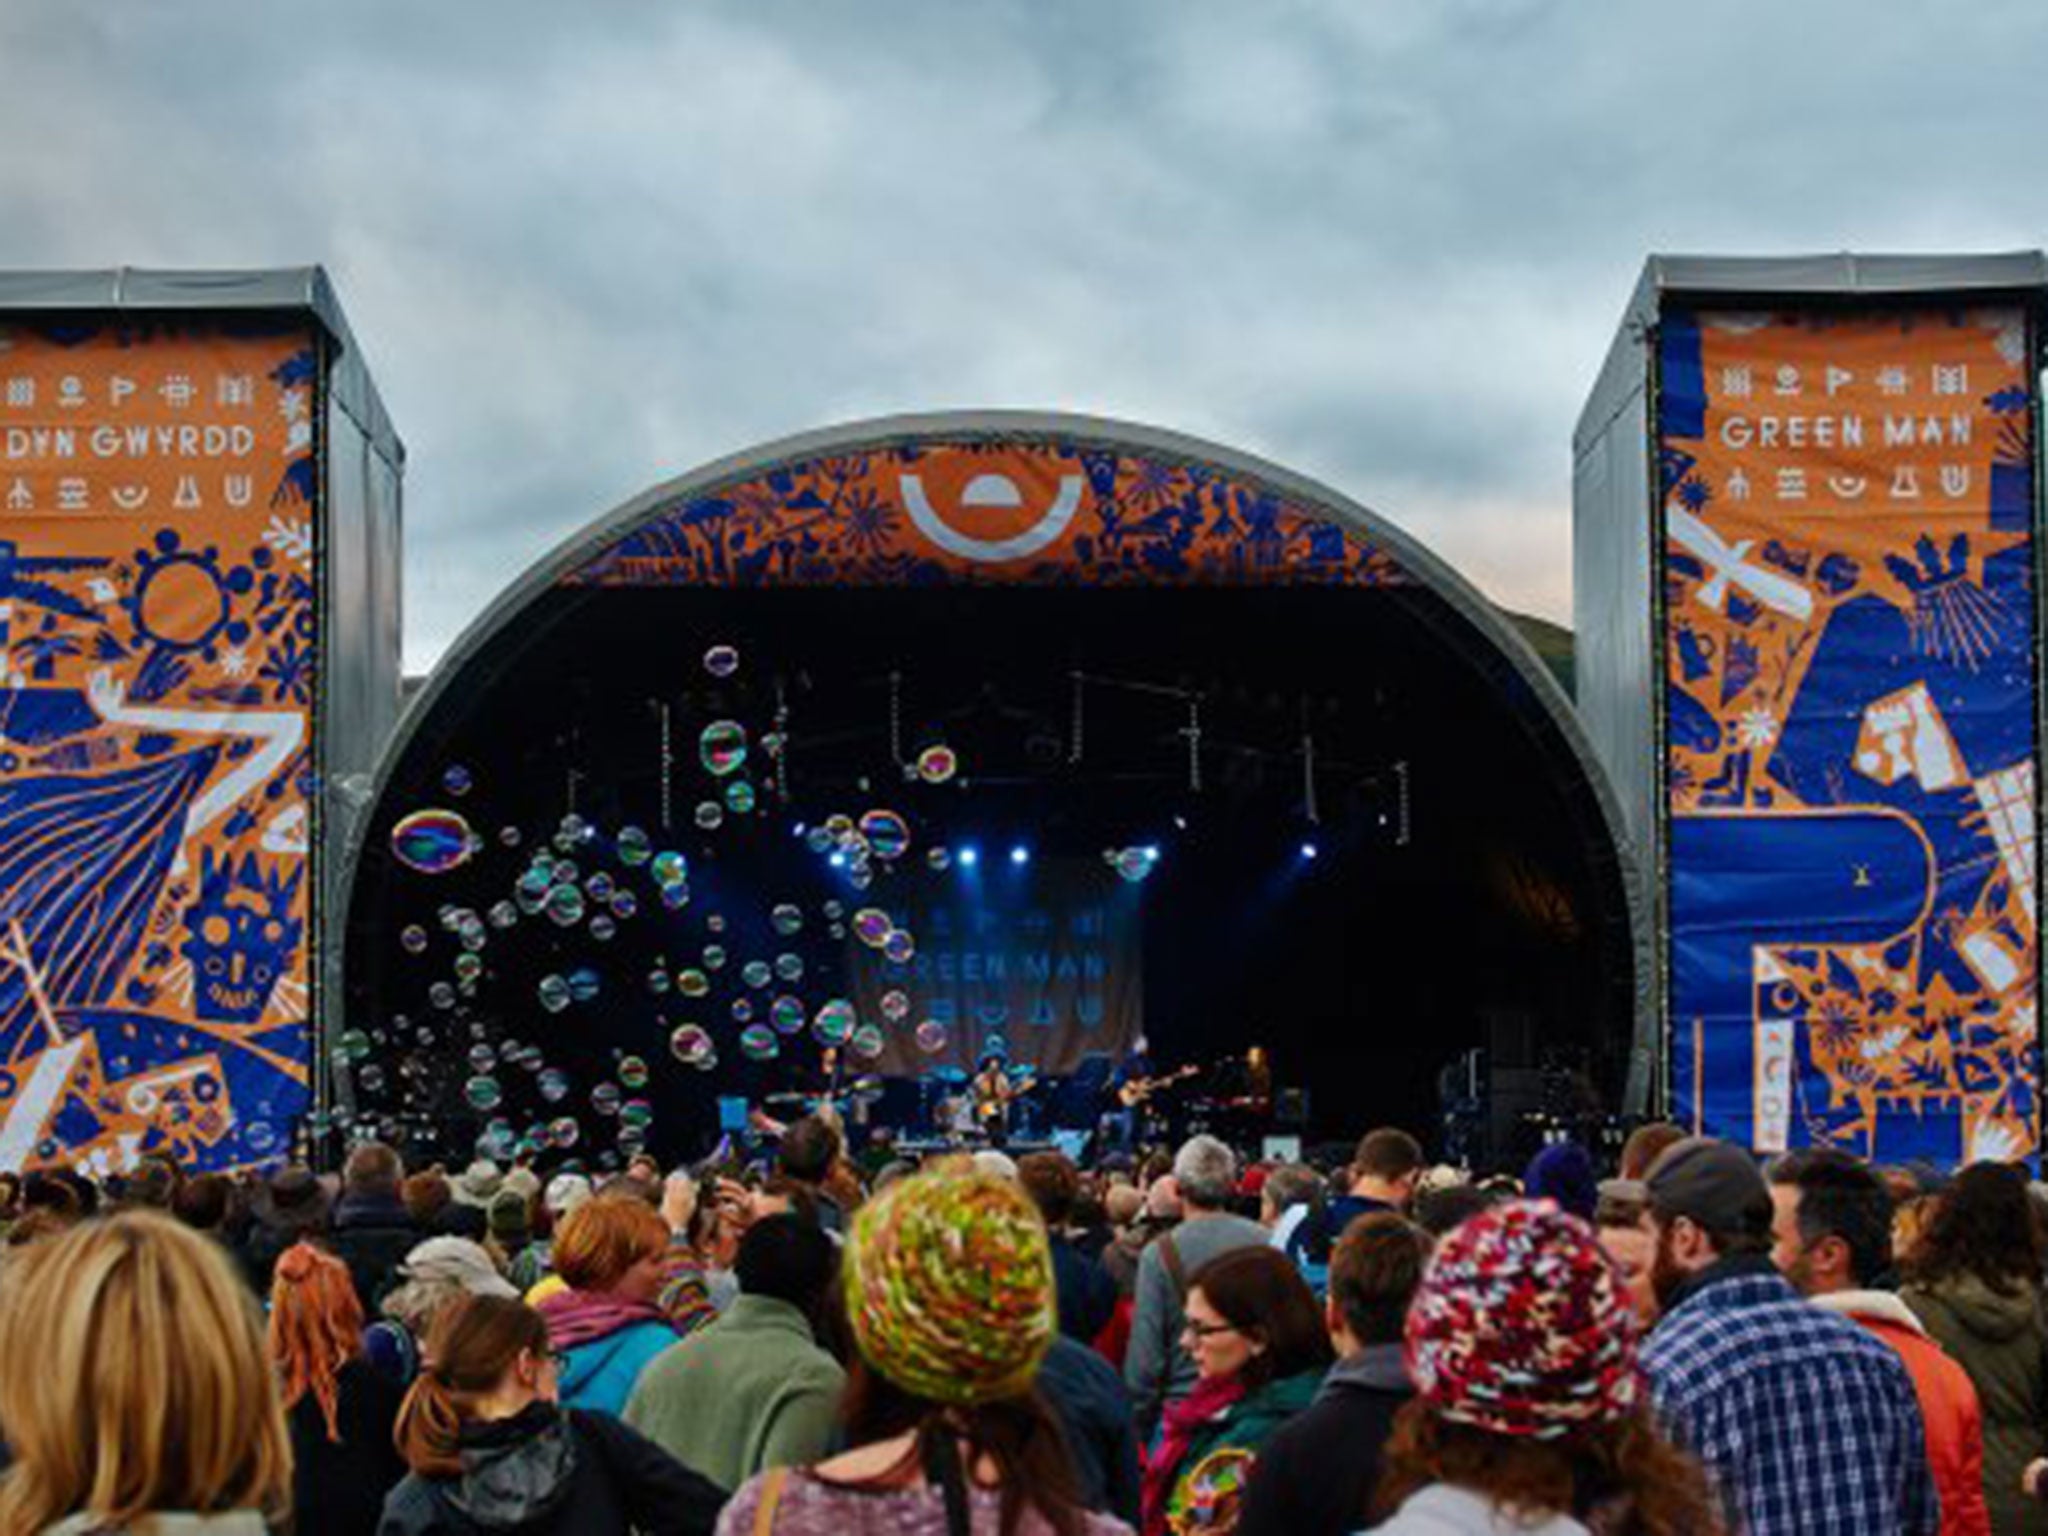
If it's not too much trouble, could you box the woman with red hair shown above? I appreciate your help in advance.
[269,1239,408,1536]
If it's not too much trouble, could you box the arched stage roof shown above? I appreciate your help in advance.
[337,413,1654,1144]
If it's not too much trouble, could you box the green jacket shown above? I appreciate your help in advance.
[1902,1273,2048,1536]
[1167,1367,1323,1533]
[622,1293,844,1493]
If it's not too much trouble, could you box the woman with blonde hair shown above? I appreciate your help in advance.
[269,1241,407,1536]
[378,1293,722,1535]
[0,1209,292,1535]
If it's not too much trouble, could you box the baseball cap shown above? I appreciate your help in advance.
[1643,1137,1771,1236]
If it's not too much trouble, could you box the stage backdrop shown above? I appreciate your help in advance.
[0,319,318,1175]
[851,858,1142,1078]
[1658,305,2039,1161]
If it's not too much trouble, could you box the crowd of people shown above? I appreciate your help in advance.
[0,1112,2045,1535]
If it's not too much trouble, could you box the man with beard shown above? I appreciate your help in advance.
[1770,1148,1989,1536]
[1641,1136,1938,1536]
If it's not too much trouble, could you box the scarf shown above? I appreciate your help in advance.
[1141,1371,1245,1536]
[535,1287,671,1349]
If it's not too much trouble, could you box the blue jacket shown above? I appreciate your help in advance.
[557,1319,677,1416]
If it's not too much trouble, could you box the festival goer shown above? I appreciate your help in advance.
[778,1115,848,1232]
[1238,1212,1431,1536]
[535,1192,680,1414]
[241,1162,331,1292]
[486,1188,540,1288]
[1020,1151,1118,1345]
[625,1214,846,1491]
[1369,1199,1724,1535]
[1126,1136,1269,1439]
[0,1210,293,1534]
[332,1140,422,1311]
[1769,1149,1990,1536]
[654,1167,722,1334]
[379,1293,725,1535]
[1592,1180,1658,1328]
[1139,1245,1328,1536]
[1616,1121,1687,1183]
[1640,1137,1935,1535]
[1410,1183,1495,1239]
[1522,1142,1598,1222]
[449,1160,502,1235]
[270,1240,409,1536]
[714,1163,1129,1536]
[367,1235,520,1385]
[1255,1164,1321,1257]
[1901,1160,2048,1536]
[1282,1128,1422,1283]
[1036,1326,1144,1525]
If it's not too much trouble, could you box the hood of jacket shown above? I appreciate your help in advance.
[1317,1341,1411,1401]
[1810,1288,1929,1335]
[1912,1271,2041,1343]
[444,1401,578,1530]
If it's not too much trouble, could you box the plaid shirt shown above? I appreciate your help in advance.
[1644,1264,1938,1536]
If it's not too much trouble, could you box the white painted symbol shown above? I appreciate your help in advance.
[900,472,1084,564]
[1667,504,1815,622]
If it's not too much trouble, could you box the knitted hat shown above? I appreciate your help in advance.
[1406,1199,1641,1440]
[844,1163,1055,1407]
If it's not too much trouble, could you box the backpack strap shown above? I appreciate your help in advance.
[752,1466,789,1536]
[1159,1230,1188,1304]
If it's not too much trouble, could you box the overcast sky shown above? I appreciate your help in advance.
[4,1,2045,670]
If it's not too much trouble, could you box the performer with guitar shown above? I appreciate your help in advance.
[1101,1036,1200,1152]
[971,1050,1036,1146]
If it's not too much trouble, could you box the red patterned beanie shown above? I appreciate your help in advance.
[1405,1198,1641,1440]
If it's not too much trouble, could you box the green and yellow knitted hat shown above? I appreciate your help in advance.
[844,1161,1057,1406]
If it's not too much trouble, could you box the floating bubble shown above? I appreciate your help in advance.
[824,814,855,843]
[774,952,805,984]
[336,1029,373,1063]
[592,1082,622,1117]
[882,929,916,965]
[853,909,893,948]
[618,1055,650,1089]
[704,644,740,678]
[770,995,806,1034]
[544,884,587,928]
[669,1023,714,1065]
[586,872,615,903]
[677,969,710,998]
[813,999,857,1047]
[729,997,755,1024]
[392,809,477,875]
[880,989,911,1022]
[771,903,804,937]
[647,968,671,995]
[660,882,691,912]
[454,953,483,985]
[617,826,652,866]
[589,914,617,942]
[702,945,726,971]
[822,900,846,920]
[609,889,638,920]
[724,780,756,815]
[567,967,602,1003]
[694,801,724,831]
[478,1122,517,1161]
[651,851,688,889]
[859,809,911,861]
[549,1117,581,1149]
[700,721,748,777]
[916,744,958,784]
[915,1019,948,1054]
[537,975,572,1013]
[488,901,519,929]
[620,1099,654,1132]
[442,765,474,797]
[428,981,457,1010]
[469,1043,499,1073]
[539,1067,571,1103]
[740,1024,779,1060]
[464,1075,503,1111]
[741,959,772,990]
[550,859,580,887]
[518,866,552,899]
[847,865,874,891]
[1108,847,1159,884]
[851,1023,885,1060]
[926,847,952,872]
[762,732,785,758]
[558,813,594,846]
[401,925,429,954]
[805,827,834,854]
[499,826,523,848]
[707,915,727,935]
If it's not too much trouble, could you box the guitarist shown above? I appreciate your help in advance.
[971,1051,1020,1146]
[1101,1036,1156,1152]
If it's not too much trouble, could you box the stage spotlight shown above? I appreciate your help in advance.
[828,851,847,869]
[1009,844,1031,866]
[958,845,980,868]
[1299,841,1319,860]
[1141,845,1161,861]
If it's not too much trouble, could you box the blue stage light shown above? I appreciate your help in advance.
[1299,841,1319,860]
[958,845,980,868]
[828,851,847,869]
[1142,845,1161,861]
[1010,844,1031,866]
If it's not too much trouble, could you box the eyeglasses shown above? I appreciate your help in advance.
[1181,1318,1240,1342]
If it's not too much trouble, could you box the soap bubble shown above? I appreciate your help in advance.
[770,995,806,1034]
[700,721,748,777]
[916,744,958,784]
[926,847,952,872]
[851,1023,885,1059]
[401,925,428,954]
[609,889,638,920]
[741,960,772,990]
[586,872,614,903]
[454,953,483,985]
[620,1099,654,1132]
[567,968,602,1003]
[915,1019,948,1054]
[669,1023,714,1065]
[660,883,691,912]
[539,1067,571,1103]
[859,810,911,861]
[740,1024,778,1060]
[617,826,652,866]
[544,884,586,928]
[464,1075,503,1111]
[647,968,671,995]
[537,975,572,1013]
[882,929,916,965]
[725,781,756,815]
[428,981,456,1010]
[499,826,523,848]
[549,1117,581,1149]
[774,953,805,983]
[822,900,845,920]
[651,851,688,888]
[592,1082,622,1117]
[488,901,519,929]
[694,801,724,831]
[813,999,857,1047]
[702,945,726,971]
[805,827,834,854]
[852,909,893,948]
[1108,847,1159,884]
[618,1055,650,1089]
[704,644,740,678]
[677,969,710,997]
[392,810,477,875]
[880,989,911,1022]
[467,1044,497,1074]
[706,915,726,935]
[442,765,473,797]
[589,914,617,942]
[729,998,755,1024]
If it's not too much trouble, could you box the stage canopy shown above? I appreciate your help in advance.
[337,414,1648,1166]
